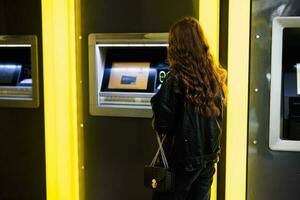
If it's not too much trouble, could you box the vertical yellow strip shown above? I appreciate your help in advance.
[74,0,85,199]
[226,0,250,199]
[199,0,220,59]
[42,0,79,200]
[199,1,220,200]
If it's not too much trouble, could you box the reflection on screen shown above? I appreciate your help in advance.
[108,62,150,90]
[0,64,22,86]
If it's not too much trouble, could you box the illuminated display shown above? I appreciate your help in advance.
[99,47,169,93]
[155,63,169,91]
[0,44,34,100]
[159,70,168,83]
[0,35,39,108]
[0,46,32,86]
[108,62,150,90]
[0,64,22,86]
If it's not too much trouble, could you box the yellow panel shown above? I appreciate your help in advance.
[226,0,250,199]
[199,0,220,59]
[74,0,85,199]
[199,1,220,200]
[42,0,79,199]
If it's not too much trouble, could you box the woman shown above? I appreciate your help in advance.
[151,17,227,200]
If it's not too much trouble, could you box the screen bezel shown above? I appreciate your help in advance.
[0,35,39,108]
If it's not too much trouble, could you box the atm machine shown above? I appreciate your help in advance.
[0,35,39,108]
[89,33,169,118]
[86,33,169,199]
[247,13,300,200]
[269,17,300,151]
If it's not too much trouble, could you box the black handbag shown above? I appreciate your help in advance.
[144,133,175,192]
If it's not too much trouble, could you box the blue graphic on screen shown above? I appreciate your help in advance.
[121,75,137,85]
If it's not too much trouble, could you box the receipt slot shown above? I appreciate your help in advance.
[88,33,169,118]
[0,35,39,108]
[270,17,300,151]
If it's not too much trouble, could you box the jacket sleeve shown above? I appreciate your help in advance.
[151,75,180,135]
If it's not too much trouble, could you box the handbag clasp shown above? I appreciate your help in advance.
[151,179,157,189]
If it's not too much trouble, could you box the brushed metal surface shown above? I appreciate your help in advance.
[248,0,300,199]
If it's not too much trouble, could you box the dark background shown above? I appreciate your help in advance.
[0,0,45,200]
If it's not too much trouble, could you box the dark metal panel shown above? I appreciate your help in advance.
[217,0,229,199]
[0,0,46,200]
[248,0,300,199]
[78,0,199,199]
[82,0,198,33]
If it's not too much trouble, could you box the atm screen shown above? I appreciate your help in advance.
[0,46,32,86]
[108,62,150,90]
[100,47,169,93]
[282,27,300,140]
[0,64,22,86]
[0,36,39,107]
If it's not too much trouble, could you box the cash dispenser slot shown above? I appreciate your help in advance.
[99,93,152,106]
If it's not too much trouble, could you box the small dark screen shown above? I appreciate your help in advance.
[282,28,300,140]
[0,46,32,86]
[0,64,22,86]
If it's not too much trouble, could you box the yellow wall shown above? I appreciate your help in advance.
[42,0,79,199]
[226,0,250,199]
[199,1,220,199]
[200,1,250,199]
[199,0,220,59]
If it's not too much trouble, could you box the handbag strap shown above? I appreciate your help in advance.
[150,132,170,169]
[156,132,169,168]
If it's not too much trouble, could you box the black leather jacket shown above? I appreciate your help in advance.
[151,74,223,171]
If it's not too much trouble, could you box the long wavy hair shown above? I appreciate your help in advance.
[168,17,227,116]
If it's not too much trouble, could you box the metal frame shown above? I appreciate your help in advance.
[269,17,300,151]
[0,35,39,108]
[88,33,168,118]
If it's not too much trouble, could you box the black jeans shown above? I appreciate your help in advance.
[152,162,215,200]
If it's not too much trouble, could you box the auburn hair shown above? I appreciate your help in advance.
[168,17,227,116]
